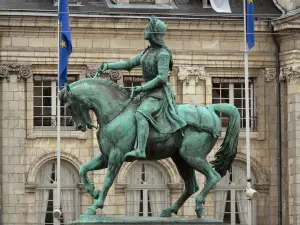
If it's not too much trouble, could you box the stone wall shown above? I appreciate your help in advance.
[0,14,285,225]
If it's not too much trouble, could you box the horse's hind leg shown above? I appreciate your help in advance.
[160,153,199,217]
[179,128,221,218]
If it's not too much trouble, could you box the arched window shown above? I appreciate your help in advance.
[35,160,80,225]
[214,162,256,225]
[125,162,169,217]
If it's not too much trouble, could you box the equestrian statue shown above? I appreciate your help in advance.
[60,16,240,218]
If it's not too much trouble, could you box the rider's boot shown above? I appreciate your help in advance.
[125,113,148,161]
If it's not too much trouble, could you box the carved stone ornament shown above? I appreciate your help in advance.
[0,66,9,82]
[86,65,122,81]
[264,68,276,83]
[177,66,207,85]
[0,64,32,82]
[280,66,300,84]
[18,66,32,81]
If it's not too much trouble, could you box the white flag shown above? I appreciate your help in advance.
[209,0,232,13]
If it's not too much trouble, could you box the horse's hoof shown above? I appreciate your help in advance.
[84,207,96,215]
[160,209,172,217]
[195,207,206,218]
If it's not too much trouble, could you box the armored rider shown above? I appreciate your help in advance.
[98,16,186,161]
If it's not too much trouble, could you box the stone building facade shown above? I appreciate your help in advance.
[0,0,300,225]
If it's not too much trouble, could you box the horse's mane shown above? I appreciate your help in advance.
[69,78,130,97]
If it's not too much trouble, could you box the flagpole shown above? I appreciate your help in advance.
[56,0,61,223]
[243,0,252,224]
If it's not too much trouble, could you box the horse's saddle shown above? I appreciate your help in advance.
[149,104,221,142]
[177,104,221,138]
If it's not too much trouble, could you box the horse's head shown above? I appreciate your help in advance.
[60,85,98,132]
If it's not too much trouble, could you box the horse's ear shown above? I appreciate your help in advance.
[62,84,74,107]
[66,84,72,93]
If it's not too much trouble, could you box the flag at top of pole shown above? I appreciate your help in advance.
[58,0,72,87]
[246,0,255,49]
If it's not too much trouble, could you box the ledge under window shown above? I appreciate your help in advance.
[220,131,262,140]
[26,129,87,140]
[105,0,178,9]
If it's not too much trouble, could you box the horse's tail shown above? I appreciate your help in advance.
[208,103,240,177]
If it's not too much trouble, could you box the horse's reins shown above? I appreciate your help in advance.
[102,97,133,124]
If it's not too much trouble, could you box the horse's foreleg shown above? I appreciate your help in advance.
[84,150,124,215]
[79,154,108,199]
[160,153,199,217]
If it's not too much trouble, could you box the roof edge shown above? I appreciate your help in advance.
[0,9,279,21]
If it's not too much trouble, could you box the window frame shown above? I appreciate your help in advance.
[33,75,77,131]
[212,77,257,131]
[123,75,144,92]
[35,160,81,225]
[125,161,170,217]
[214,163,257,225]
[105,0,178,9]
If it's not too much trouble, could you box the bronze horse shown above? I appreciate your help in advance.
[60,78,240,218]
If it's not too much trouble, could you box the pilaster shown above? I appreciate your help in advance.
[281,66,300,225]
[0,64,31,225]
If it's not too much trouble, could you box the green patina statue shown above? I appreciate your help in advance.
[60,16,240,219]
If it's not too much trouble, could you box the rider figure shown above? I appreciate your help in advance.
[98,16,186,161]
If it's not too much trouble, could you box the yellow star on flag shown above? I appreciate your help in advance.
[61,40,66,47]
[248,0,253,4]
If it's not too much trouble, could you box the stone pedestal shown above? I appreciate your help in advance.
[70,215,228,225]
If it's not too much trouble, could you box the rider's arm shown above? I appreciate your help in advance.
[141,51,170,91]
[107,52,142,71]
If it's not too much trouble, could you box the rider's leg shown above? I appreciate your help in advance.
[125,97,161,161]
[125,112,149,160]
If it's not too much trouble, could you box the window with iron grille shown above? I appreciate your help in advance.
[33,75,77,129]
[212,77,256,131]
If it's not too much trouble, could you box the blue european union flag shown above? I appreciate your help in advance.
[58,0,72,87]
[246,0,255,49]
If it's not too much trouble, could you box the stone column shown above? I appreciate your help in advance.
[0,64,32,225]
[282,66,300,225]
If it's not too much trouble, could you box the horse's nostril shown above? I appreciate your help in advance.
[77,124,83,130]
